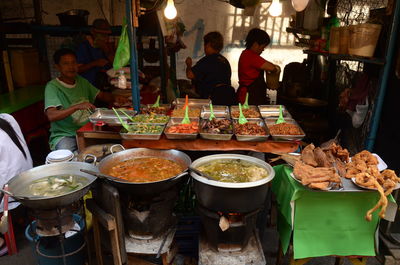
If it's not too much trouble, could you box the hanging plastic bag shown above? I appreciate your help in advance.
[346,97,369,128]
[113,18,130,71]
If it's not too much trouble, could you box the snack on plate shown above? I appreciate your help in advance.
[166,122,199,134]
[293,161,341,190]
[346,150,400,221]
[269,122,303,135]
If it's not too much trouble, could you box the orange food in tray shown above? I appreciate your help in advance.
[166,122,199,134]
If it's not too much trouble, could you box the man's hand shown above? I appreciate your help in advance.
[94,58,109,67]
[114,95,130,105]
[72,102,96,111]
[185,57,192,68]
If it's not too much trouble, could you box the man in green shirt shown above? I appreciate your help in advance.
[45,48,123,152]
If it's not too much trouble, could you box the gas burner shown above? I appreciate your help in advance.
[29,202,81,237]
[197,204,260,251]
[125,228,176,254]
[120,188,178,238]
[198,230,266,265]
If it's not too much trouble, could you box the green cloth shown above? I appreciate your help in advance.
[272,165,389,259]
[44,76,99,149]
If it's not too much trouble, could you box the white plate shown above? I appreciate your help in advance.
[46,150,74,161]
[349,153,387,172]
[290,172,336,191]
[351,177,400,191]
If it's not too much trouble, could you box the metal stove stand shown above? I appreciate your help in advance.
[199,230,266,265]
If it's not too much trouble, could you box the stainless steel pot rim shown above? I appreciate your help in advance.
[7,162,98,200]
[190,154,275,188]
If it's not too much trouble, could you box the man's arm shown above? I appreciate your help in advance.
[78,59,109,73]
[185,57,195,80]
[260,61,277,72]
[45,102,96,122]
[96,91,129,106]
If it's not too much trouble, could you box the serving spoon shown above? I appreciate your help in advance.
[0,188,44,201]
[80,169,131,183]
[189,167,217,181]
[275,105,285,124]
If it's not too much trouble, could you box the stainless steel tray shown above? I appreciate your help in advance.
[200,105,230,119]
[171,106,201,118]
[264,118,305,141]
[120,124,165,140]
[199,118,233,141]
[164,117,199,140]
[233,119,269,141]
[89,109,137,126]
[230,105,261,119]
[140,104,171,115]
[173,98,211,108]
[129,114,170,125]
[257,105,292,118]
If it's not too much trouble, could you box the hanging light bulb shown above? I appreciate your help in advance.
[164,0,177,20]
[269,0,282,17]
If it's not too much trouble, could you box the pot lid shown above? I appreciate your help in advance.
[46,149,74,161]
[291,0,310,12]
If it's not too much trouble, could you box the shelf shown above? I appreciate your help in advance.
[286,27,321,37]
[303,49,386,65]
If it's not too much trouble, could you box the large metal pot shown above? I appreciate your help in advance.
[97,148,191,197]
[7,162,98,210]
[190,154,275,213]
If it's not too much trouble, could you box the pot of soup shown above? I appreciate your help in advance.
[190,154,275,212]
[6,162,98,209]
[97,148,191,196]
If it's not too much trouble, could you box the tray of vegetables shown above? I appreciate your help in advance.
[199,118,233,141]
[130,114,170,124]
[120,123,165,140]
[233,119,269,141]
[164,118,199,140]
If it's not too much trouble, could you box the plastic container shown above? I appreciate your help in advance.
[329,27,340,54]
[25,214,86,265]
[348,23,382,57]
[266,65,281,90]
[339,26,350,54]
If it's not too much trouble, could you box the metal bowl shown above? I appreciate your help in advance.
[7,162,98,209]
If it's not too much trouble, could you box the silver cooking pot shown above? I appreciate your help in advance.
[6,162,98,210]
[190,154,275,212]
[97,148,191,197]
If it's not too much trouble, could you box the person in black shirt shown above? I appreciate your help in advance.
[185,32,236,105]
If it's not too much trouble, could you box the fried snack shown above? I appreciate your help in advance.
[269,122,303,135]
[293,161,341,190]
[171,108,201,118]
[365,178,387,221]
[231,109,260,118]
[301,143,318,167]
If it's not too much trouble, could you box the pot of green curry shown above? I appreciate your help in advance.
[190,154,275,212]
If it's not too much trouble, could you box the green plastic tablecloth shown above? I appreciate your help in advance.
[272,165,387,259]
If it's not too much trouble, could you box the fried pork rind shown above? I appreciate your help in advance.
[293,161,341,191]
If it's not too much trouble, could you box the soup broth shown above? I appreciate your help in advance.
[107,157,184,183]
[27,175,88,197]
[196,159,268,183]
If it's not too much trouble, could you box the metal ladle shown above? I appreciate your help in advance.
[189,167,217,181]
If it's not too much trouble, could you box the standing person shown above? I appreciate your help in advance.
[45,48,125,153]
[237,28,279,105]
[185,31,236,105]
[76,18,115,89]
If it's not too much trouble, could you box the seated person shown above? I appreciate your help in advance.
[76,18,114,89]
[185,31,236,105]
[45,48,124,153]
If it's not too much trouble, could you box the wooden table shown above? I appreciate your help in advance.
[76,122,299,153]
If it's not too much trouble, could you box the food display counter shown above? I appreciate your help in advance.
[76,122,300,153]
[272,165,396,259]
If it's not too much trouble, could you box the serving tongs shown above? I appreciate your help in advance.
[275,105,285,124]
[238,103,248,125]
[243,93,249,109]
[181,105,191,125]
[208,103,216,121]
[152,95,161,108]
[112,107,131,131]
[80,169,131,183]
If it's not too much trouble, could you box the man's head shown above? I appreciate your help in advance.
[203,31,224,55]
[91,19,112,46]
[245,28,271,54]
[53,48,78,80]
